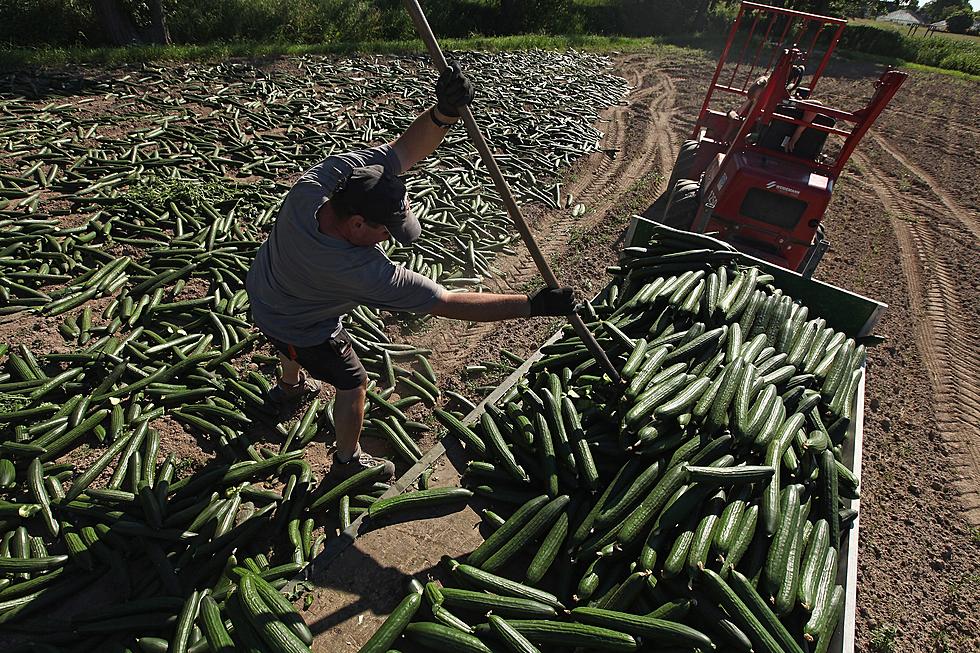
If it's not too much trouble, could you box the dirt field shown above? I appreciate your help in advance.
[335,51,980,651]
[1,47,977,652]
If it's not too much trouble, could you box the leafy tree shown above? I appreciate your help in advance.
[498,0,576,34]
[920,0,970,21]
[944,9,974,31]
[0,0,100,46]
[829,0,879,19]
[93,0,170,45]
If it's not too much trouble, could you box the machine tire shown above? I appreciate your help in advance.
[667,140,700,191]
[663,179,700,230]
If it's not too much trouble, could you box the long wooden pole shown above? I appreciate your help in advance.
[400,0,622,384]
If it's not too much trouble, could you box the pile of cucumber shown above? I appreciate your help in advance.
[364,227,865,652]
[0,52,629,651]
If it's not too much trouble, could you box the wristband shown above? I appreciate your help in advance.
[429,107,455,129]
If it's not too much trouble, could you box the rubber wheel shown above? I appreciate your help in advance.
[666,139,700,191]
[663,179,700,230]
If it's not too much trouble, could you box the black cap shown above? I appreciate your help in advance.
[332,165,420,245]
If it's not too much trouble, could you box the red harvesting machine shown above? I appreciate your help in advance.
[656,1,907,276]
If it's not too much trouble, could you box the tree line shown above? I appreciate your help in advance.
[1,0,976,48]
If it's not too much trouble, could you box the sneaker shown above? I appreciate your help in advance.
[268,373,321,404]
[330,447,396,481]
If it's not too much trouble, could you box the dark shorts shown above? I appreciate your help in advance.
[265,327,367,391]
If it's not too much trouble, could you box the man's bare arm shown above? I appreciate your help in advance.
[390,107,459,172]
[428,292,529,322]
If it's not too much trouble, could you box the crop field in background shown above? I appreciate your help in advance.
[850,18,980,44]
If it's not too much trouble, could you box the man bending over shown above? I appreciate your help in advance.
[246,63,575,480]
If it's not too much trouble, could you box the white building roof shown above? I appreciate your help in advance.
[877,10,924,25]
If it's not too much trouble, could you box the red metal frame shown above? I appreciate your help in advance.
[675,1,906,273]
[694,1,847,132]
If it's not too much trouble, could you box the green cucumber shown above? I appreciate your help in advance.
[818,449,841,546]
[762,484,802,601]
[706,358,745,432]
[482,495,569,573]
[621,338,649,379]
[596,461,662,528]
[811,585,845,653]
[525,507,568,584]
[238,574,309,653]
[309,464,388,512]
[799,519,830,610]
[439,587,557,618]
[686,490,726,573]
[446,559,564,610]
[466,495,549,567]
[367,487,473,520]
[358,592,422,653]
[655,376,712,419]
[435,409,487,457]
[488,613,541,653]
[404,622,492,653]
[199,594,235,653]
[571,606,712,648]
[532,412,559,497]
[170,589,203,653]
[729,570,806,653]
[805,548,840,640]
[562,396,598,490]
[624,372,692,429]
[684,464,774,485]
[244,571,313,646]
[481,412,528,482]
[714,490,748,555]
[483,619,637,651]
[624,345,670,399]
[719,504,759,577]
[700,568,785,653]
[616,463,689,547]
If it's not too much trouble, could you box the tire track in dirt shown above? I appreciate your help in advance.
[415,61,676,373]
[854,151,980,525]
[884,106,980,141]
[871,133,980,240]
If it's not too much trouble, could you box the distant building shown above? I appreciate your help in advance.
[876,9,925,26]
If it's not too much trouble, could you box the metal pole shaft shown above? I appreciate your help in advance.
[400,0,622,385]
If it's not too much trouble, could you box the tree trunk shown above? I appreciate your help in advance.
[147,0,171,45]
[692,0,712,30]
[500,0,523,33]
[93,0,140,45]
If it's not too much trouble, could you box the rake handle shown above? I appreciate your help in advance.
[400,0,622,385]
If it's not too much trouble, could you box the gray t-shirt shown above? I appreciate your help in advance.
[246,144,446,347]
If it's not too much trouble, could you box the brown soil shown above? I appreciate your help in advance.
[812,64,980,650]
[152,414,214,471]
[0,311,74,355]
